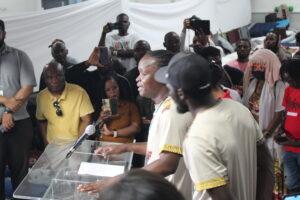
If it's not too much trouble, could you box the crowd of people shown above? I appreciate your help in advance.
[1,11,300,200]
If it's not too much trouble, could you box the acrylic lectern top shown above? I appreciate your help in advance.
[13,140,133,200]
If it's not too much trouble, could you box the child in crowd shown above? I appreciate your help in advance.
[276,59,300,194]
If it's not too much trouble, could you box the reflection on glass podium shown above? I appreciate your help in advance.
[13,140,133,200]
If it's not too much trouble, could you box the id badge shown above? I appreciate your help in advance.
[0,90,3,96]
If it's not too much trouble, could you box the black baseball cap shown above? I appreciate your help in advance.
[155,53,211,91]
[48,39,65,48]
[154,52,191,84]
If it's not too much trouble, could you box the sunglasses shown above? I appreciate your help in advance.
[53,100,63,117]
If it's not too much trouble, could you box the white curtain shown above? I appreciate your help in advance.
[1,0,251,89]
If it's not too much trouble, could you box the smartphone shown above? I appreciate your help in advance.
[102,99,118,116]
[192,20,210,35]
[283,194,300,200]
[99,46,110,66]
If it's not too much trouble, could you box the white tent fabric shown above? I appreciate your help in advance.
[129,0,251,49]
[1,0,251,89]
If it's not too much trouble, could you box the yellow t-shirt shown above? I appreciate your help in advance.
[36,83,94,144]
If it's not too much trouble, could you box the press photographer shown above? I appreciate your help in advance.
[180,15,224,56]
[98,13,140,72]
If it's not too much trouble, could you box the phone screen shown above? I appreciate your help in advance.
[99,46,110,66]
[101,99,118,116]
[194,20,210,35]
[284,195,300,200]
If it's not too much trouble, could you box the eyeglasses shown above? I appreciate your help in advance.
[53,100,63,117]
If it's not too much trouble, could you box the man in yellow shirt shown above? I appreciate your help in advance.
[36,61,94,145]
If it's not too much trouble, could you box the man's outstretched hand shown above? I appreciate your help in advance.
[94,144,128,157]
[77,176,121,193]
[86,47,104,68]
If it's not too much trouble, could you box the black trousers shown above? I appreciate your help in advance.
[0,118,33,200]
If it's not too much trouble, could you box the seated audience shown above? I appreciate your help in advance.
[226,38,251,72]
[163,32,180,53]
[243,49,285,197]
[264,32,291,62]
[163,53,273,200]
[99,169,185,200]
[276,59,300,194]
[99,74,141,143]
[36,61,94,145]
[99,13,139,71]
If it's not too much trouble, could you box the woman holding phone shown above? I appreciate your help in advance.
[99,74,141,143]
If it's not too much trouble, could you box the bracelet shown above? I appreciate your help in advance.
[113,130,118,138]
[4,107,13,114]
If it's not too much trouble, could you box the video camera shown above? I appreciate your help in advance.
[188,15,210,35]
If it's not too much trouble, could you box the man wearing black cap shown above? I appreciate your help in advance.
[158,53,274,199]
[78,50,193,200]
[0,19,36,199]
[39,39,79,91]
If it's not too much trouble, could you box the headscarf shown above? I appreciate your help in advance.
[243,49,281,92]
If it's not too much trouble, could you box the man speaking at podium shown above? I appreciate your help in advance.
[36,61,94,145]
[78,50,194,200]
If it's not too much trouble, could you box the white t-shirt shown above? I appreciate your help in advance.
[105,33,140,71]
[183,99,263,200]
[146,97,194,200]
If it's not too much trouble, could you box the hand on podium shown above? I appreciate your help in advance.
[77,174,122,193]
[94,144,128,157]
[77,175,120,193]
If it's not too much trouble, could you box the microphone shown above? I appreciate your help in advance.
[65,124,96,159]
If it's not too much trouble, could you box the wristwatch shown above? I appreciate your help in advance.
[4,107,13,114]
[113,130,118,138]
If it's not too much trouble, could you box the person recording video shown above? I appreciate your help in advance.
[180,16,224,56]
[99,13,140,72]
[98,74,141,143]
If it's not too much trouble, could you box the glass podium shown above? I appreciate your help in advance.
[13,140,133,200]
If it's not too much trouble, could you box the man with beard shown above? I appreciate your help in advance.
[158,53,274,200]
[99,13,139,71]
[226,39,251,72]
[36,61,94,145]
[164,32,180,54]
[78,50,193,200]
[0,19,36,199]
[264,32,291,62]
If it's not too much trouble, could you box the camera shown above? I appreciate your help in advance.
[107,22,120,30]
[188,15,210,35]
